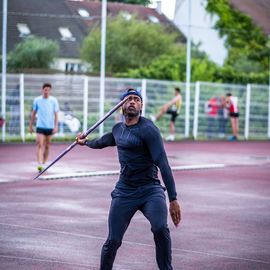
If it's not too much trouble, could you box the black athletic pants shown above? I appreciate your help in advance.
[100,184,173,270]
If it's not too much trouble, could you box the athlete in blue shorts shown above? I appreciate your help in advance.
[29,83,59,172]
[77,88,181,270]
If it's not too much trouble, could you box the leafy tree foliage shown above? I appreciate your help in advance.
[82,2,270,84]
[107,0,151,5]
[120,46,219,82]
[206,0,269,83]
[81,15,178,74]
[8,36,59,70]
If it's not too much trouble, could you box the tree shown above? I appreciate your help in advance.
[8,36,59,70]
[80,15,179,74]
[107,0,151,5]
[206,0,269,82]
[120,46,219,82]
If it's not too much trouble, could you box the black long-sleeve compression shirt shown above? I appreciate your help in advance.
[85,117,177,202]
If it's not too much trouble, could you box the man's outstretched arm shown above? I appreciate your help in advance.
[76,132,116,149]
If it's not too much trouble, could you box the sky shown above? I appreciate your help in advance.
[160,0,176,20]
[150,0,176,20]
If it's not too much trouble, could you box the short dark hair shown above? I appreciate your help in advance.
[226,93,232,97]
[42,83,52,89]
[175,87,181,93]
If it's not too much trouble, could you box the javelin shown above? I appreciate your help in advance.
[33,97,128,180]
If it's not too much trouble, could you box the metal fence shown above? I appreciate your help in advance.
[0,74,269,142]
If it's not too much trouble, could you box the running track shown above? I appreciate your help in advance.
[0,141,269,269]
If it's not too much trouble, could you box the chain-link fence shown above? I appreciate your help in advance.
[0,74,269,142]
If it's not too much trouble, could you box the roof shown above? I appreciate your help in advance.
[229,0,270,35]
[0,0,183,59]
[1,0,88,58]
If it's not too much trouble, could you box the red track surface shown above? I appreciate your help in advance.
[0,141,270,269]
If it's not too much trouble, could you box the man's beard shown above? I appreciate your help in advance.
[123,108,140,118]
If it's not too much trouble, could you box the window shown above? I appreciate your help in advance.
[58,27,76,41]
[65,62,83,73]
[78,8,90,17]
[121,12,132,21]
[17,23,31,37]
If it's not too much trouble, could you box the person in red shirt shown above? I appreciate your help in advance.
[205,97,219,139]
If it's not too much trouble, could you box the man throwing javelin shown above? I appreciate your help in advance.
[77,88,181,270]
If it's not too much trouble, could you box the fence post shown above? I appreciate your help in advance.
[244,84,251,140]
[99,0,107,138]
[185,81,190,138]
[268,82,270,139]
[20,74,25,142]
[99,76,105,137]
[83,76,88,133]
[193,81,200,139]
[141,79,147,117]
[1,0,7,142]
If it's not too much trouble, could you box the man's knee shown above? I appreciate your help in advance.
[152,227,172,269]
[45,142,50,150]
[152,226,170,242]
[36,134,45,147]
[161,106,167,114]
[45,136,51,147]
[100,239,122,270]
[103,239,122,251]
[36,140,43,148]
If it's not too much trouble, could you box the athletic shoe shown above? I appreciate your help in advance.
[166,134,175,141]
[37,165,43,172]
[150,114,156,122]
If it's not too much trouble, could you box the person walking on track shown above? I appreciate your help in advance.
[77,88,181,270]
[29,83,59,172]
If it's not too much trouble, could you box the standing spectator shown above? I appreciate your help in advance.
[29,83,59,172]
[77,88,181,270]
[150,87,182,141]
[226,93,239,141]
[204,97,219,139]
[217,96,229,138]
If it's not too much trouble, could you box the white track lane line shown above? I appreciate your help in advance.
[1,222,269,266]
[0,254,93,268]
[39,164,225,180]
